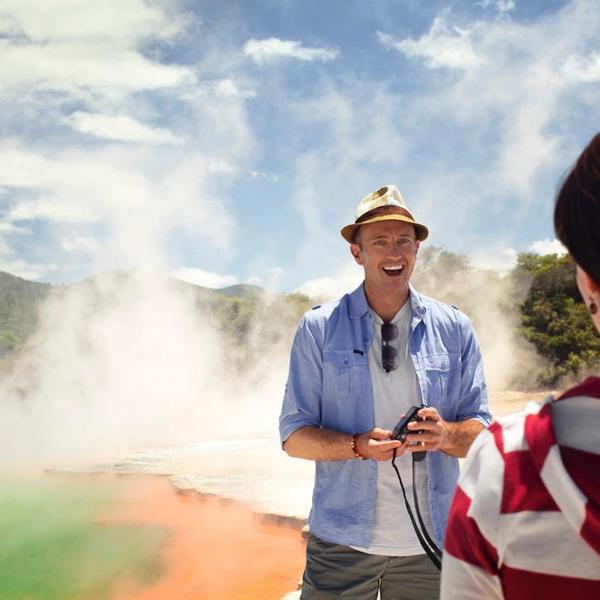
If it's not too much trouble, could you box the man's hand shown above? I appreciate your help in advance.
[404,406,447,453]
[403,407,485,458]
[355,427,404,461]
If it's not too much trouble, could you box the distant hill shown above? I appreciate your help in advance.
[215,283,264,298]
[0,269,268,356]
[0,271,51,354]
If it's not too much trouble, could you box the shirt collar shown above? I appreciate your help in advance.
[348,282,427,320]
[409,285,426,318]
[349,283,370,319]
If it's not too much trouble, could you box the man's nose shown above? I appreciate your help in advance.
[389,242,404,256]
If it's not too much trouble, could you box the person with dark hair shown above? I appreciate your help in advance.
[441,132,600,599]
[280,185,491,599]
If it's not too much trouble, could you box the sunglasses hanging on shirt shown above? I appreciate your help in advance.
[381,322,399,373]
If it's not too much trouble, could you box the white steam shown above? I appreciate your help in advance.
[0,270,293,469]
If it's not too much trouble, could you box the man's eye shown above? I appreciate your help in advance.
[374,239,387,246]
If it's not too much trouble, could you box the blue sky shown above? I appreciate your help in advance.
[0,0,599,295]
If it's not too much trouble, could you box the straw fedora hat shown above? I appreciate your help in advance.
[340,185,428,243]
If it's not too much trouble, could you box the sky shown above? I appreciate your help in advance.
[0,0,599,295]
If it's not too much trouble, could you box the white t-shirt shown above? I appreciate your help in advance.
[352,301,433,556]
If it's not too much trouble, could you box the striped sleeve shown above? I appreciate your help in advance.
[441,427,504,600]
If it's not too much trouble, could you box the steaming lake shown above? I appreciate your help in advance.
[70,438,314,522]
[55,391,549,523]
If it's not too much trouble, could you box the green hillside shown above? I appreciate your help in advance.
[0,272,51,355]
[0,253,598,388]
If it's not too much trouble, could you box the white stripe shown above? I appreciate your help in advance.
[501,401,541,453]
[459,429,505,563]
[552,395,600,452]
[440,552,503,600]
[540,444,587,530]
[459,429,499,499]
[499,511,600,579]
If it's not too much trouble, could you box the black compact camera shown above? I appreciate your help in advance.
[391,405,425,442]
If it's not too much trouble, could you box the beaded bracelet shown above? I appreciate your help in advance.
[351,433,368,460]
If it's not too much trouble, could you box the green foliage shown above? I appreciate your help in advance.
[0,272,50,355]
[0,330,20,353]
[516,253,600,385]
[204,290,313,372]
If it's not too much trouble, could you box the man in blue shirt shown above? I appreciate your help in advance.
[279,185,491,599]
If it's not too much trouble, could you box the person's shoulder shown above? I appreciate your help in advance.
[414,290,470,325]
[300,294,350,331]
[302,297,342,321]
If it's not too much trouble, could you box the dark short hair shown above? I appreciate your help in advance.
[554,132,600,287]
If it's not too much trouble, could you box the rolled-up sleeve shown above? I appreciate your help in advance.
[279,315,324,444]
[456,313,491,427]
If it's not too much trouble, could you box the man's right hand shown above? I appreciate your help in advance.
[355,428,405,461]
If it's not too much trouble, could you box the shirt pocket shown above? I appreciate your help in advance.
[422,352,460,416]
[323,349,368,399]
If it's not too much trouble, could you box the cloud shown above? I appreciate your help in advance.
[0,254,53,280]
[528,238,567,256]
[0,0,186,44]
[171,267,237,289]
[0,0,256,284]
[0,0,194,101]
[60,234,100,254]
[250,170,278,182]
[561,52,600,82]
[0,40,195,93]
[214,78,256,99]
[244,266,284,291]
[379,1,600,195]
[63,111,181,145]
[475,0,515,14]
[0,222,30,234]
[377,18,480,69]
[470,247,518,275]
[243,37,338,64]
[0,143,240,278]
[296,262,362,300]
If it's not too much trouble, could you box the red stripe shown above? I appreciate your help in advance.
[489,420,504,455]
[524,402,555,472]
[501,564,600,598]
[581,501,600,555]
[501,450,558,513]
[560,446,600,504]
[557,376,600,401]
[444,486,499,575]
[559,444,600,553]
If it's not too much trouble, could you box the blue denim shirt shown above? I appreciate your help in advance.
[279,284,490,547]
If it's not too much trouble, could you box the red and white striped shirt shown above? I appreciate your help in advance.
[441,377,600,599]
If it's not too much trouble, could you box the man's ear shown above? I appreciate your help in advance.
[415,240,420,254]
[350,243,363,265]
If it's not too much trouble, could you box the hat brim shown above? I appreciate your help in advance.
[340,214,429,243]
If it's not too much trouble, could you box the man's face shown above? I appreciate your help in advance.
[350,219,419,302]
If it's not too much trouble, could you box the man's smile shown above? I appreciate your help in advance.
[382,265,405,277]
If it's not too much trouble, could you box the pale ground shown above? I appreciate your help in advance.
[488,389,553,418]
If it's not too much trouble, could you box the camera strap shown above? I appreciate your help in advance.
[391,450,442,570]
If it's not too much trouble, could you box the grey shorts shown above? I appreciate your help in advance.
[301,534,440,600]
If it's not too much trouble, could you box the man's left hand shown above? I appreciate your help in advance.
[404,406,447,453]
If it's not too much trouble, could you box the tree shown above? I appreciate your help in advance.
[516,253,600,385]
